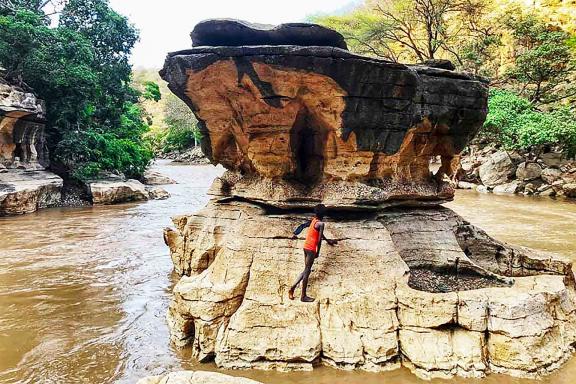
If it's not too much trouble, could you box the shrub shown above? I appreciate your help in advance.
[482,89,576,156]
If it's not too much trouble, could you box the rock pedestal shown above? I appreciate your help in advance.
[161,20,576,379]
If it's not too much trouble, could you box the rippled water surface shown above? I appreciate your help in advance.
[1,162,575,384]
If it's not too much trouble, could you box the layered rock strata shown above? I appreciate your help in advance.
[0,79,62,215]
[161,19,576,380]
[161,22,488,210]
[0,78,48,169]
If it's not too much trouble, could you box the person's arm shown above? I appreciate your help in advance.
[316,222,325,255]
[292,220,311,239]
[322,233,337,246]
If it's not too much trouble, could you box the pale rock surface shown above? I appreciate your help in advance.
[89,179,149,204]
[147,186,171,200]
[137,370,262,384]
[478,151,514,187]
[0,169,62,215]
[516,162,542,181]
[492,181,520,194]
[163,199,576,379]
[142,169,176,185]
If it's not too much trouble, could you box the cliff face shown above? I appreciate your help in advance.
[0,78,48,169]
[0,79,62,215]
[161,19,576,379]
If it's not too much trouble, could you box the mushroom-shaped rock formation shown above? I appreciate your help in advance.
[161,19,576,379]
[161,20,488,210]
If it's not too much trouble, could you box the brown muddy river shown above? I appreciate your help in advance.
[1,161,575,384]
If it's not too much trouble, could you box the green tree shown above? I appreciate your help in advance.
[482,89,576,156]
[0,0,153,180]
[162,94,201,153]
[504,13,575,104]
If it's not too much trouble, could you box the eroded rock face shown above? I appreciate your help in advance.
[0,79,62,216]
[163,201,576,379]
[161,20,576,380]
[0,169,62,215]
[0,78,48,169]
[161,21,488,210]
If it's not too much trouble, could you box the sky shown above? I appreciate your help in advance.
[107,0,360,69]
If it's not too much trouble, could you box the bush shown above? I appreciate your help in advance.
[482,89,576,156]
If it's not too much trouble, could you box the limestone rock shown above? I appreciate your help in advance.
[457,181,477,190]
[0,169,62,215]
[142,169,176,185]
[137,370,262,384]
[163,200,576,379]
[89,179,149,204]
[516,162,542,181]
[478,151,514,187]
[540,152,564,167]
[191,19,347,49]
[161,29,488,210]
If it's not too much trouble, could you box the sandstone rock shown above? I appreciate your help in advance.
[476,185,489,193]
[493,181,520,194]
[89,179,149,204]
[147,186,171,200]
[161,20,576,380]
[524,183,536,195]
[562,183,576,198]
[137,370,263,384]
[538,187,555,197]
[191,19,347,49]
[478,151,514,187]
[161,23,488,210]
[0,78,48,169]
[142,169,176,185]
[541,167,562,184]
[0,169,62,215]
[457,181,477,190]
[164,200,576,379]
[540,152,564,167]
[516,162,542,181]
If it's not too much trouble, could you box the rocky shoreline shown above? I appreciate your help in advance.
[158,146,210,165]
[457,145,576,198]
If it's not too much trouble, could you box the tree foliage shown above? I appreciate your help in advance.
[483,89,576,156]
[161,94,201,153]
[0,0,153,180]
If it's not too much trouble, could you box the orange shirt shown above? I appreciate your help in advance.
[303,217,320,252]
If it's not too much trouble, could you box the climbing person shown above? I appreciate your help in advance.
[289,203,337,302]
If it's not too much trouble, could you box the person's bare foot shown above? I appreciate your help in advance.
[301,296,315,303]
[288,288,295,300]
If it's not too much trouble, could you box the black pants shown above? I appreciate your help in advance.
[290,249,316,298]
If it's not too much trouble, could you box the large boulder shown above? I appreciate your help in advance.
[161,20,488,210]
[478,151,514,187]
[89,179,149,204]
[142,169,176,185]
[515,162,542,181]
[0,169,62,215]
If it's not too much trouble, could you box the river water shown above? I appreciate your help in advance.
[0,161,575,384]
